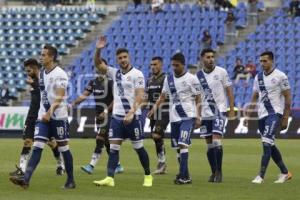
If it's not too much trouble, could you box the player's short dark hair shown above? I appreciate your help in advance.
[200,48,216,57]
[116,48,129,55]
[43,44,58,61]
[151,56,163,62]
[101,58,108,65]
[260,51,274,60]
[24,58,40,68]
[171,53,185,65]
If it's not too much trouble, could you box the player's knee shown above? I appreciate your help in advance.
[47,141,57,149]
[205,136,212,144]
[152,133,161,140]
[132,141,144,150]
[58,145,70,153]
[212,139,222,148]
[96,135,105,142]
[110,144,121,153]
[178,144,188,149]
[33,141,46,149]
[24,139,33,147]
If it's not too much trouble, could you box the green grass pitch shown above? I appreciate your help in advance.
[0,138,299,200]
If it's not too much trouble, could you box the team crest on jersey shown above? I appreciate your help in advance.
[213,75,219,80]
[126,76,132,81]
[182,81,187,87]
[271,78,277,84]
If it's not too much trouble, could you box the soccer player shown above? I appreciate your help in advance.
[244,51,292,184]
[145,56,169,174]
[10,45,75,189]
[71,58,124,174]
[148,53,201,184]
[196,49,234,183]
[92,36,153,187]
[9,58,65,177]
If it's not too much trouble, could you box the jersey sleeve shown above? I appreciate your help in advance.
[221,69,232,88]
[191,75,202,95]
[134,70,145,89]
[161,76,170,94]
[55,72,68,89]
[253,75,259,92]
[279,73,290,91]
[107,66,117,79]
[84,80,94,93]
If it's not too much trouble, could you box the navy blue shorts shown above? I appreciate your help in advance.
[258,113,282,145]
[109,115,144,141]
[170,118,195,148]
[199,114,226,138]
[34,119,70,142]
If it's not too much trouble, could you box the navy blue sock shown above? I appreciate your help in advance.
[179,149,189,178]
[207,145,216,174]
[24,147,43,183]
[271,145,288,174]
[62,150,74,183]
[107,149,119,177]
[215,145,223,172]
[52,145,60,159]
[259,143,272,178]
[176,149,181,164]
[135,147,150,175]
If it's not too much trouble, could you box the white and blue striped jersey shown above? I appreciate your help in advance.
[253,69,290,119]
[107,66,145,116]
[196,66,232,118]
[162,72,201,122]
[38,66,69,120]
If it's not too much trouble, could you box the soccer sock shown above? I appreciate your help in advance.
[271,145,288,174]
[90,153,100,168]
[52,146,63,168]
[60,146,74,183]
[179,149,189,178]
[176,149,181,164]
[107,144,120,177]
[154,138,166,163]
[24,147,43,183]
[206,143,216,175]
[259,143,272,179]
[135,147,151,175]
[20,146,31,172]
[213,139,223,172]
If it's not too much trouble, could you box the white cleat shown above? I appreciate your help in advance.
[252,175,264,184]
[274,172,292,183]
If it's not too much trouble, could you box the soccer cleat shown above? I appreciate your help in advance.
[93,177,115,187]
[115,164,124,174]
[174,176,192,185]
[143,175,153,187]
[56,166,65,176]
[153,162,167,174]
[208,174,215,182]
[9,176,29,189]
[214,171,222,183]
[274,172,292,183]
[252,175,264,184]
[62,181,76,189]
[81,164,94,174]
[9,165,24,177]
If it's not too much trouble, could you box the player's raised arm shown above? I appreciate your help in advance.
[94,36,108,74]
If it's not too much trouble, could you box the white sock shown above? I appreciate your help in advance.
[158,152,166,163]
[19,153,30,172]
[57,154,65,169]
[90,153,101,167]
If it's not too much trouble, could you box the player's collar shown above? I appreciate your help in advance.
[45,65,57,74]
[121,66,133,75]
[153,72,164,79]
[174,71,187,78]
[264,68,275,76]
[203,66,215,74]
